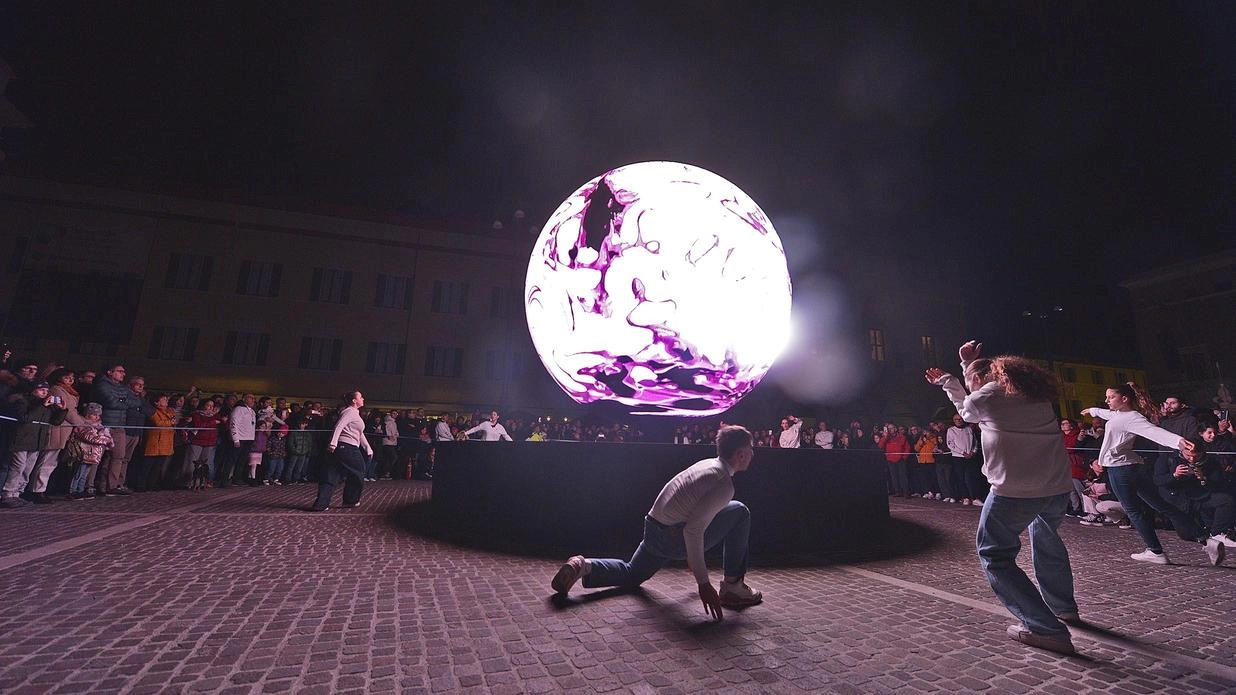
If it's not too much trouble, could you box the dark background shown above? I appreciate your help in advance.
[3,2,1233,364]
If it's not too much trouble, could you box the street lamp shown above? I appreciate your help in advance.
[1021,305,1064,320]
[491,209,530,234]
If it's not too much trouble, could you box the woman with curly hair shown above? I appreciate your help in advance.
[1082,383,1224,568]
[926,340,1078,655]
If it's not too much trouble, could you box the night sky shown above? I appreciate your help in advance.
[3,2,1233,365]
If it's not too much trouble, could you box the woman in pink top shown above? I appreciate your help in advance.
[309,391,373,512]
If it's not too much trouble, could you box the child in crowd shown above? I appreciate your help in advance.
[248,419,270,485]
[69,403,113,500]
[258,401,285,427]
[285,419,314,483]
[265,425,288,485]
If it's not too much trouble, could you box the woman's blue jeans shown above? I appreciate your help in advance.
[1105,464,1202,552]
[976,493,1076,636]
[584,501,751,588]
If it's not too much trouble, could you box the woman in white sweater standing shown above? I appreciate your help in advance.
[309,391,374,512]
[1082,383,1224,567]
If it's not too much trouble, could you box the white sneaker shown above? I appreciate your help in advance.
[934,493,944,500]
[971,498,985,506]
[1130,549,1169,564]
[910,493,922,498]
[961,498,972,506]
[1204,538,1226,567]
[1210,533,1236,548]
[944,498,956,503]
[719,579,763,607]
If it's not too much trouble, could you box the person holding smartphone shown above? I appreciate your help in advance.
[2,380,69,507]
[45,368,87,493]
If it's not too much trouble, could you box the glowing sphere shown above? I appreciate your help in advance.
[525,161,792,416]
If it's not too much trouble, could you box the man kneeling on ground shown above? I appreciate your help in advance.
[550,425,763,621]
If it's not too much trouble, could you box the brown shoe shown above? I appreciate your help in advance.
[1055,611,1083,626]
[551,555,586,594]
[1006,625,1076,655]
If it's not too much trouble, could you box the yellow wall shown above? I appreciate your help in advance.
[1053,360,1147,420]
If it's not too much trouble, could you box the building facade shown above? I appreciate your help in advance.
[1122,250,1236,408]
[841,247,968,423]
[0,175,547,412]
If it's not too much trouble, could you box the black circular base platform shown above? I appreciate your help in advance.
[430,441,890,559]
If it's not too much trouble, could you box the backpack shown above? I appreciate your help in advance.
[64,434,84,463]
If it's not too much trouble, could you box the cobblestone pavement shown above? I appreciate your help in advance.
[0,484,1233,694]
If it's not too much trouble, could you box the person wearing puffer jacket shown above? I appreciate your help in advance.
[135,394,178,491]
[68,403,113,499]
[2,381,68,507]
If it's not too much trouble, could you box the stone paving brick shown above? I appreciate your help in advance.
[0,486,1233,692]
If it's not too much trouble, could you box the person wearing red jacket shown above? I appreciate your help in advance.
[1059,418,1087,515]
[878,424,913,498]
[185,399,224,486]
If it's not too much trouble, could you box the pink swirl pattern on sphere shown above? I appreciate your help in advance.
[525,162,792,416]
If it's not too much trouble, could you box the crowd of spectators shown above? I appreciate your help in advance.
[1,347,1233,545]
[0,355,462,505]
[0,353,680,504]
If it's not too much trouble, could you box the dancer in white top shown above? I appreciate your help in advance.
[778,415,802,448]
[465,410,512,441]
[928,340,1079,655]
[550,426,763,621]
[1083,383,1224,567]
